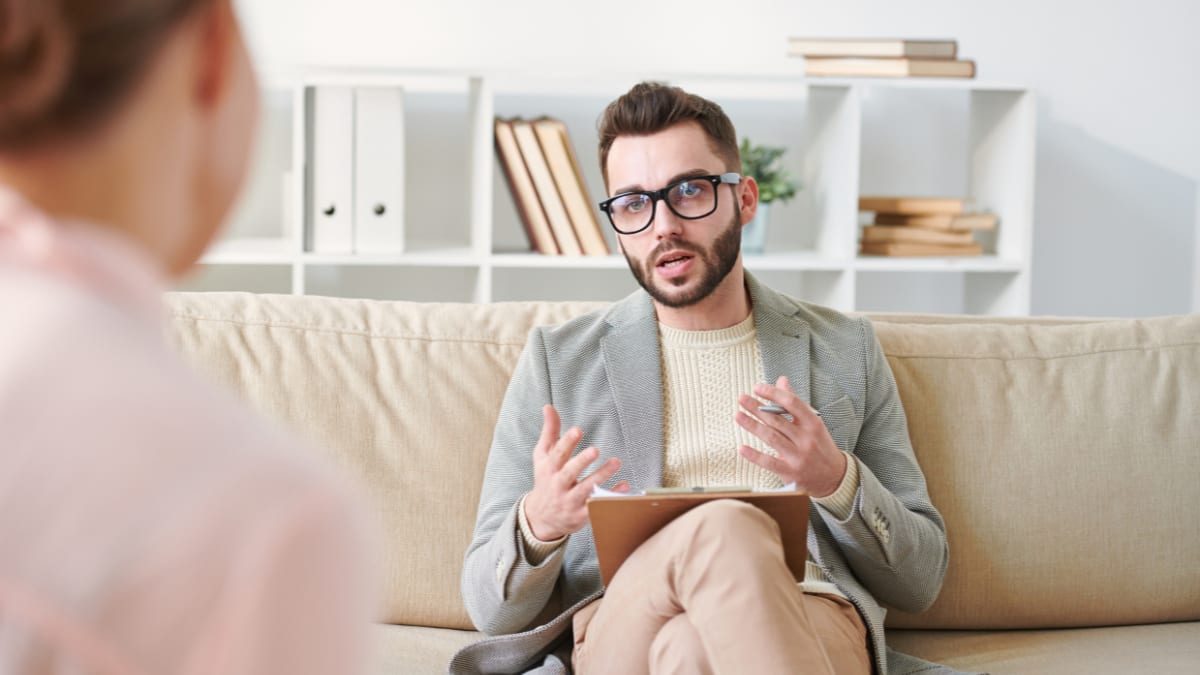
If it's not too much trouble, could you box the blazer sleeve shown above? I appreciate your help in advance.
[460,328,566,635]
[813,317,949,612]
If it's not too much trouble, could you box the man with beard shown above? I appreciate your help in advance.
[455,82,952,675]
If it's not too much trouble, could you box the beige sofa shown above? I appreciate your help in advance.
[164,291,1200,674]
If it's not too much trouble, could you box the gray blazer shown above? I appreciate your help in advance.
[452,275,961,675]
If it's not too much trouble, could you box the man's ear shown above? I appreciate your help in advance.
[193,0,236,110]
[739,175,760,226]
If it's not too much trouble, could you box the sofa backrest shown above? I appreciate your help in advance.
[164,292,1200,632]
[875,315,1200,630]
[165,292,602,631]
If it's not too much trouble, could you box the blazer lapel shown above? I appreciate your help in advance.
[748,273,814,408]
[599,290,664,489]
[745,274,848,559]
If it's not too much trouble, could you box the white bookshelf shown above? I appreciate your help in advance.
[187,66,1036,315]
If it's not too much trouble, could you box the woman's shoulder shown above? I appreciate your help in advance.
[0,266,363,539]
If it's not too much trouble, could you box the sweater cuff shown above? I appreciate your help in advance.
[517,493,567,565]
[813,453,859,520]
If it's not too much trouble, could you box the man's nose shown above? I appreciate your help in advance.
[651,199,684,240]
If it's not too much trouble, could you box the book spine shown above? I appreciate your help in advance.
[494,119,558,254]
[511,120,583,256]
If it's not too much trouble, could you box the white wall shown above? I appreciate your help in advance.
[1195,198,1200,312]
[236,0,1200,317]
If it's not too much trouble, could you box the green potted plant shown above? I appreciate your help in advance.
[739,138,799,254]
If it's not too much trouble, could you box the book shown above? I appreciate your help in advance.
[859,196,967,215]
[510,119,583,256]
[494,119,559,254]
[587,487,811,587]
[860,241,983,257]
[532,118,610,256]
[788,38,957,60]
[805,57,975,79]
[861,225,975,246]
[874,212,997,231]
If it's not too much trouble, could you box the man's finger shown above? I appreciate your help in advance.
[536,404,561,456]
[558,446,600,487]
[548,426,583,470]
[736,409,797,455]
[740,394,792,426]
[738,400,793,442]
[570,457,622,499]
[754,382,821,428]
[738,445,789,477]
[757,380,803,411]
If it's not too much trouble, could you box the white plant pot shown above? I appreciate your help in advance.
[741,202,770,254]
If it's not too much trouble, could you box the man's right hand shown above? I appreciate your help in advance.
[523,405,628,541]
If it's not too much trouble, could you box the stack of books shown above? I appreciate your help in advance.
[494,117,609,256]
[787,38,975,79]
[858,196,995,256]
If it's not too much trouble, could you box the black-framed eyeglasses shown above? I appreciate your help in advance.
[598,172,742,235]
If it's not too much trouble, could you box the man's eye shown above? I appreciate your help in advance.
[617,196,647,213]
[676,182,702,198]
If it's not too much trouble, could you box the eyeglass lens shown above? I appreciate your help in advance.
[608,177,718,233]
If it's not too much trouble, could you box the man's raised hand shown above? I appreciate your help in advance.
[523,405,628,541]
[734,376,847,498]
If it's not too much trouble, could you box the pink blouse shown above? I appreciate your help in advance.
[0,187,376,675]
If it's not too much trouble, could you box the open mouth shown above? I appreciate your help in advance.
[656,253,693,269]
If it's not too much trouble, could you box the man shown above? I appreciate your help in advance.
[453,82,951,674]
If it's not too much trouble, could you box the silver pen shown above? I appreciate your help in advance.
[757,403,821,417]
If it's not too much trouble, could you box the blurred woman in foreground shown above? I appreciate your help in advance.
[0,1,374,673]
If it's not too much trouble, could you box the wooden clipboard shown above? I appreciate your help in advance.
[586,491,811,587]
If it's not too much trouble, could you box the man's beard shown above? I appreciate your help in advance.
[624,211,742,309]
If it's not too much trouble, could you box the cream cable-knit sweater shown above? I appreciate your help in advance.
[519,314,860,597]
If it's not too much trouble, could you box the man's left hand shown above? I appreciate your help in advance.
[735,375,847,498]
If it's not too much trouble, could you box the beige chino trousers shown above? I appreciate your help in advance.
[572,500,871,674]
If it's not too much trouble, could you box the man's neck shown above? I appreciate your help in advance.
[654,267,752,331]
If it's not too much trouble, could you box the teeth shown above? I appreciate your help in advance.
[661,256,688,267]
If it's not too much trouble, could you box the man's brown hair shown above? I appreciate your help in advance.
[597,81,740,188]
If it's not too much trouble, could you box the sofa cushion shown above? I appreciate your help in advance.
[371,623,480,675]
[165,292,603,630]
[886,621,1200,674]
[369,621,1200,674]
[875,315,1200,630]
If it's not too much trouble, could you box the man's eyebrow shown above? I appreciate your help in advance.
[611,168,713,197]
